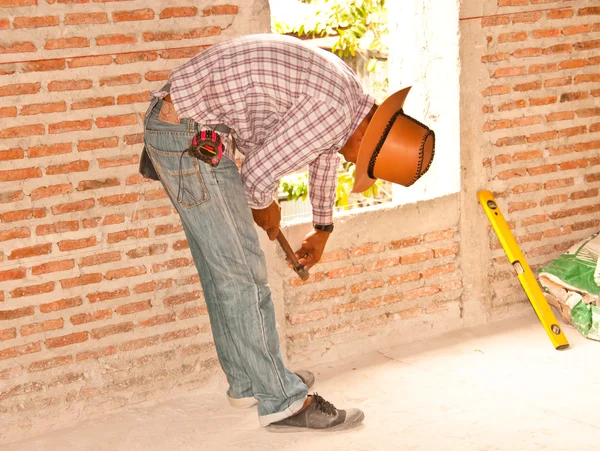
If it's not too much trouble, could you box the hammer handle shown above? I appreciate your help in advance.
[276,229,309,280]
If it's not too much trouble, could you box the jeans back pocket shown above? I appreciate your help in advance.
[146,143,210,209]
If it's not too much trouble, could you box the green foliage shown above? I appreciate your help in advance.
[273,0,388,71]
[279,162,383,209]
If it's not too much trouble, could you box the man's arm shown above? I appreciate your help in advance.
[308,151,340,226]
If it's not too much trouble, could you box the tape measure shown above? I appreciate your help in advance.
[188,130,224,167]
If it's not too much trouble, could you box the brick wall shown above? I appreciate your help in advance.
[478,1,600,314]
[0,0,269,443]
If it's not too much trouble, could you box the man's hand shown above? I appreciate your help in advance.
[294,229,330,270]
[251,201,281,241]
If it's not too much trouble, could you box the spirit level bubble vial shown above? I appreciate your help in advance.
[478,190,569,350]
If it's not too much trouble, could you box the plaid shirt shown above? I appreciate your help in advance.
[153,34,374,225]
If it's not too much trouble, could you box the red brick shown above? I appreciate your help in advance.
[563,24,591,36]
[496,169,526,180]
[155,224,184,236]
[578,7,600,15]
[574,40,600,51]
[527,131,559,143]
[493,67,526,78]
[70,309,111,326]
[178,306,207,320]
[115,300,152,316]
[571,189,598,200]
[498,0,527,5]
[548,10,574,19]
[57,236,97,252]
[72,97,115,110]
[512,11,542,23]
[514,81,542,92]
[547,111,575,122]
[79,251,120,268]
[45,37,89,50]
[499,100,527,111]
[561,92,589,102]
[160,7,197,18]
[0,268,26,282]
[0,190,24,204]
[587,173,600,183]
[64,12,107,24]
[207,5,238,15]
[96,114,138,128]
[30,183,73,201]
[424,229,454,242]
[32,259,74,275]
[144,189,169,201]
[106,228,148,245]
[24,59,66,72]
[560,59,586,70]
[0,306,34,320]
[0,328,16,341]
[152,257,193,272]
[513,150,543,161]
[0,41,36,53]
[22,101,66,117]
[433,244,459,258]
[0,124,45,139]
[118,336,160,352]
[78,137,118,153]
[40,297,82,313]
[134,279,173,294]
[0,83,40,97]
[60,273,102,289]
[349,280,383,294]
[512,183,542,194]
[145,70,170,82]
[97,193,139,207]
[49,120,92,134]
[87,287,129,304]
[544,44,573,55]
[541,194,568,206]
[482,85,511,96]
[577,107,600,118]
[422,263,455,278]
[406,286,441,300]
[14,16,59,28]
[96,34,137,46]
[498,32,528,43]
[1,207,46,223]
[0,106,17,118]
[575,73,600,84]
[29,143,72,159]
[28,355,72,372]
[139,313,176,328]
[558,126,587,138]
[162,326,200,342]
[98,154,139,169]
[45,332,88,348]
[91,322,134,340]
[8,243,52,260]
[388,271,421,285]
[117,91,149,105]
[0,342,41,361]
[521,214,550,227]
[0,227,30,242]
[112,9,154,22]
[104,266,146,280]
[481,15,510,27]
[99,73,141,87]
[46,160,89,175]
[48,79,92,92]
[36,220,79,236]
[114,51,158,65]
[163,290,201,307]
[76,345,117,361]
[68,55,112,69]
[495,136,527,147]
[533,28,560,39]
[10,282,55,298]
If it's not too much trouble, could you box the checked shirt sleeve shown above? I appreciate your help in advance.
[240,97,345,224]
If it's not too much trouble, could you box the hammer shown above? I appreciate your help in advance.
[276,229,310,281]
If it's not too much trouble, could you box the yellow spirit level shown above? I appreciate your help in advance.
[477,190,569,350]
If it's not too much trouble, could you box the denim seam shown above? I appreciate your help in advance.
[215,172,289,400]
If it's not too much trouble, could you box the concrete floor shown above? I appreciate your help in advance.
[4,312,600,451]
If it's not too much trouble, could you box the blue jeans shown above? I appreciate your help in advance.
[142,96,308,426]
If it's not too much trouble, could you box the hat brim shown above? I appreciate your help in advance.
[352,86,412,194]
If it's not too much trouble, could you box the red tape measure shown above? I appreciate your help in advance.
[188,130,224,167]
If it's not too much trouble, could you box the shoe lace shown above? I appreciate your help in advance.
[312,393,337,416]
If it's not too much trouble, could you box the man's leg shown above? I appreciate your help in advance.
[143,101,307,425]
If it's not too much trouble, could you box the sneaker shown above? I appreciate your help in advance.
[227,370,315,409]
[266,394,364,432]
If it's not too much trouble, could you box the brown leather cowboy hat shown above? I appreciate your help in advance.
[352,86,435,193]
